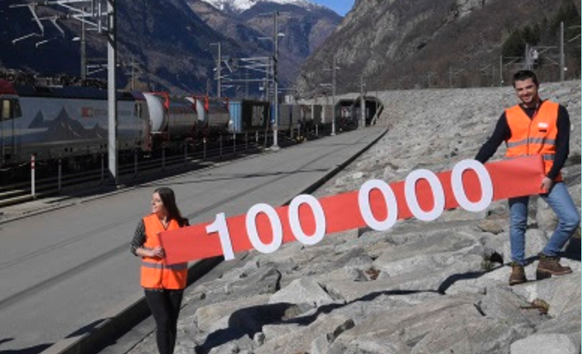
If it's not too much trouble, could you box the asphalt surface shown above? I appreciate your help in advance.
[0,127,386,354]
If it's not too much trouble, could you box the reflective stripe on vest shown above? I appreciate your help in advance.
[141,261,188,271]
[140,214,187,289]
[505,100,561,181]
[506,137,556,148]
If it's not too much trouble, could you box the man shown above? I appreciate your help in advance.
[475,70,580,286]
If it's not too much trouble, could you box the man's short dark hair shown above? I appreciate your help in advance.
[513,70,539,87]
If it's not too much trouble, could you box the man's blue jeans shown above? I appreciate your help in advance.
[509,182,580,265]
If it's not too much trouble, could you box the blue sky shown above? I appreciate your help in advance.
[312,0,355,16]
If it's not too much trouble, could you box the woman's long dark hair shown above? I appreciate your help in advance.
[154,187,187,226]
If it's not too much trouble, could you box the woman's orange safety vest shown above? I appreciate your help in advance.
[141,214,187,289]
[505,100,562,181]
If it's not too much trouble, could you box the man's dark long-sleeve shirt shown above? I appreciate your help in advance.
[475,102,570,180]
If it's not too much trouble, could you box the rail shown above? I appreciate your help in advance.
[0,131,302,208]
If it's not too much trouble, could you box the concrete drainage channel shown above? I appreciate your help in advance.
[38,128,388,354]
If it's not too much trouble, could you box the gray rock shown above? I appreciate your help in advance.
[511,272,581,318]
[568,184,581,207]
[323,252,484,302]
[206,334,254,354]
[445,277,496,295]
[262,322,301,341]
[332,334,411,354]
[335,247,374,270]
[411,317,527,354]
[335,295,482,346]
[374,245,483,278]
[241,259,260,274]
[347,267,369,282]
[269,277,339,307]
[477,286,543,327]
[253,332,265,346]
[510,334,579,354]
[309,318,355,354]
[310,334,330,354]
[478,219,505,234]
[196,303,306,353]
[480,231,508,261]
[254,315,355,354]
[537,310,581,348]
[373,231,478,267]
[227,266,282,297]
[193,295,270,333]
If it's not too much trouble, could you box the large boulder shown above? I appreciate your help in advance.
[332,295,486,351]
[510,334,579,354]
[411,318,529,354]
[477,286,544,327]
[511,272,581,318]
[269,277,339,308]
[193,294,271,333]
[254,315,356,354]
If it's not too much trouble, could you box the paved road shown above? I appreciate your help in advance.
[0,127,386,353]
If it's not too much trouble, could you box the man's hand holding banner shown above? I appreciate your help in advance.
[161,156,546,265]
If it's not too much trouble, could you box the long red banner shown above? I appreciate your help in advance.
[161,156,545,264]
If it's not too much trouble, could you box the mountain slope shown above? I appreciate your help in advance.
[200,0,328,16]
[190,0,342,89]
[0,0,244,93]
[297,0,581,95]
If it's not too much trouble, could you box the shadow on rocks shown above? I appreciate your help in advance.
[195,261,524,353]
[194,302,300,354]
[563,237,581,261]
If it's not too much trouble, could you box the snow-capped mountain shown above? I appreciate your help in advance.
[189,0,342,88]
[201,0,327,15]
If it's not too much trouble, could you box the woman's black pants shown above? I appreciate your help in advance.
[144,289,184,354]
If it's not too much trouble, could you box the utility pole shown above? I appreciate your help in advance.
[272,11,280,150]
[80,9,86,79]
[211,42,222,97]
[107,0,118,183]
[264,58,270,101]
[499,55,503,86]
[491,65,495,87]
[130,55,135,90]
[524,43,531,70]
[560,21,565,81]
[331,55,337,136]
[245,68,249,99]
[360,75,365,128]
[424,72,437,88]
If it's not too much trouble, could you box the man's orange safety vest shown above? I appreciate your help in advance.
[505,100,562,181]
[141,214,187,289]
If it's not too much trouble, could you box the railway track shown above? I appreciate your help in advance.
[0,133,302,208]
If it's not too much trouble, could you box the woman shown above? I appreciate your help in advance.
[130,187,189,354]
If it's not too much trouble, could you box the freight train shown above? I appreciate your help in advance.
[1,79,370,170]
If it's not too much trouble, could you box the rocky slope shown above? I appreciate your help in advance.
[129,81,581,354]
[297,0,581,96]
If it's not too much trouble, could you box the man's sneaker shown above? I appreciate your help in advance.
[536,254,572,280]
[509,262,527,286]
